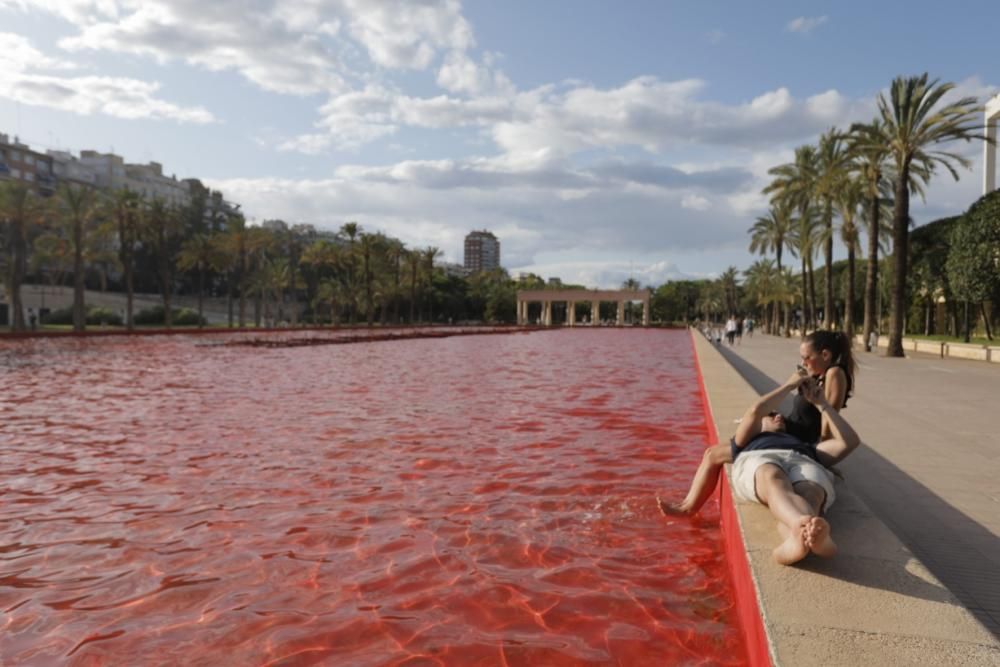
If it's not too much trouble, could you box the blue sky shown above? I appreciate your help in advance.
[0,0,997,287]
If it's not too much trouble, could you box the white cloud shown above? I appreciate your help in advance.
[0,32,77,71]
[786,16,828,34]
[707,29,725,45]
[0,33,214,122]
[682,194,711,211]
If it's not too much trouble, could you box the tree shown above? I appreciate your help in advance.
[878,73,983,356]
[53,182,101,331]
[718,267,739,316]
[177,233,224,327]
[340,222,360,322]
[749,203,795,333]
[0,182,45,331]
[765,144,820,330]
[105,188,143,329]
[143,199,185,328]
[815,129,850,328]
[832,174,864,335]
[946,191,1000,341]
[743,260,778,331]
[421,246,441,322]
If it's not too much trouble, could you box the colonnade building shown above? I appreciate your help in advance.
[516,288,651,326]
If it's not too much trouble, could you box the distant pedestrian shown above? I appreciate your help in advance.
[868,330,878,351]
[745,316,754,338]
[736,317,743,344]
[725,316,737,346]
[27,307,37,331]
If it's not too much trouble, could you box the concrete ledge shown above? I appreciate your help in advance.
[944,342,990,361]
[692,331,1000,666]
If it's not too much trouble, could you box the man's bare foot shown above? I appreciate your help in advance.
[656,495,694,517]
[804,517,837,558]
[772,516,810,565]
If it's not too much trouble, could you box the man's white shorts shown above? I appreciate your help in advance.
[731,450,837,511]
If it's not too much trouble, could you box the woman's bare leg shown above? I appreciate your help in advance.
[658,444,732,516]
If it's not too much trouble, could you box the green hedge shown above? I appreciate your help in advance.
[42,306,123,326]
[133,305,206,326]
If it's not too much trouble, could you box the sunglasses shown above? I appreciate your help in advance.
[767,411,780,418]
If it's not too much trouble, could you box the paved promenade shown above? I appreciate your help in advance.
[713,331,1000,639]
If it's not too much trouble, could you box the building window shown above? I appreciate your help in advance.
[11,168,21,178]
[23,155,34,167]
[24,171,34,181]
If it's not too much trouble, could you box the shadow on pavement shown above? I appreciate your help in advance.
[712,340,1000,640]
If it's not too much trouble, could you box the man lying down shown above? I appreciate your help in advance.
[727,371,861,565]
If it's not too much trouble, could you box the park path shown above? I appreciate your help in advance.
[710,330,1000,639]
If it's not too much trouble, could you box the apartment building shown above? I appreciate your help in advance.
[0,133,56,195]
[463,230,501,273]
[48,150,99,187]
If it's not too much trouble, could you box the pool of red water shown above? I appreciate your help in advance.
[0,328,747,666]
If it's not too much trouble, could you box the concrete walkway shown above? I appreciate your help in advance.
[713,332,1000,639]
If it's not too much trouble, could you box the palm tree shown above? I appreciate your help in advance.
[718,267,739,316]
[219,214,251,327]
[102,188,143,329]
[748,203,795,332]
[301,239,345,325]
[878,73,983,356]
[833,175,864,335]
[743,259,778,331]
[815,129,850,328]
[176,233,223,328]
[0,182,44,331]
[340,222,360,322]
[406,249,421,323]
[53,182,101,331]
[846,120,892,350]
[422,246,440,323]
[764,144,820,331]
[786,208,823,332]
[144,199,185,328]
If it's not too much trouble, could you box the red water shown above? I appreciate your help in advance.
[0,328,747,666]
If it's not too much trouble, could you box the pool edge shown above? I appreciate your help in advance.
[689,329,775,667]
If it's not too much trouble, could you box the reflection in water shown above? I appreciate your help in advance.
[0,328,746,665]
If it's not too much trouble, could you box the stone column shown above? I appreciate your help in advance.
[591,301,599,326]
[616,301,625,326]
[568,301,576,327]
[544,301,552,326]
[643,300,650,326]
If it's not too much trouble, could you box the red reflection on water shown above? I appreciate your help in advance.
[0,329,747,666]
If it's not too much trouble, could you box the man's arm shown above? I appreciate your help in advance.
[732,371,807,447]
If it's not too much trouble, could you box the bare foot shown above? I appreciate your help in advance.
[772,516,811,565]
[656,495,694,517]
[804,517,837,558]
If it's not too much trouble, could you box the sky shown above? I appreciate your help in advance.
[0,0,997,288]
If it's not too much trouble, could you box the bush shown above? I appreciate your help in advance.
[133,305,206,326]
[41,306,122,326]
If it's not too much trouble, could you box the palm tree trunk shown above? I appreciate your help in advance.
[197,268,205,328]
[8,223,27,331]
[73,218,86,332]
[981,302,993,340]
[807,255,819,331]
[862,194,879,352]
[800,257,808,334]
[824,202,834,329]
[125,259,134,330]
[888,171,909,357]
[845,246,856,336]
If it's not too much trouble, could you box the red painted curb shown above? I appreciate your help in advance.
[689,330,772,667]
